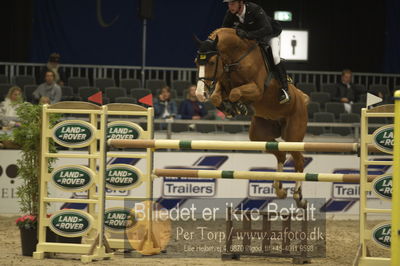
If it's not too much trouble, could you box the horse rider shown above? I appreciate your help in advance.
[222,0,290,104]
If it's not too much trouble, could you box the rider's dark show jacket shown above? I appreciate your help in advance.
[222,2,282,42]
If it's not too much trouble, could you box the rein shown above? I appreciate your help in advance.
[197,41,258,96]
[221,42,258,96]
[223,42,258,73]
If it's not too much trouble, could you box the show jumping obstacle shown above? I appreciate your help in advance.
[108,139,382,153]
[34,102,160,262]
[34,102,113,262]
[392,91,400,266]
[153,169,374,183]
[109,103,398,265]
[355,104,395,266]
[33,94,399,264]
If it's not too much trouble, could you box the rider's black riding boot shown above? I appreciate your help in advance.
[275,61,290,104]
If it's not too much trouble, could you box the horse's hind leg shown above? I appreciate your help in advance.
[283,116,308,208]
[272,151,288,199]
[290,151,307,208]
[249,116,288,199]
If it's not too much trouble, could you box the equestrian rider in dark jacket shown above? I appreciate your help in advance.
[222,0,290,104]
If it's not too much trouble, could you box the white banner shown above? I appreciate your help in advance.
[0,151,392,219]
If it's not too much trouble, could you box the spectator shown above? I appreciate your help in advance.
[179,85,207,119]
[153,86,178,119]
[39,96,51,105]
[33,70,62,104]
[0,86,23,128]
[38,53,66,86]
[334,69,356,113]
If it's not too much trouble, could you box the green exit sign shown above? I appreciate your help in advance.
[274,11,292,22]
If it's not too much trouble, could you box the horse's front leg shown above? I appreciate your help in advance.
[229,82,263,103]
[210,81,223,107]
[210,82,237,117]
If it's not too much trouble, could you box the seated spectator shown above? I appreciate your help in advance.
[154,86,178,119]
[33,70,62,104]
[179,85,207,120]
[334,69,356,113]
[38,53,66,86]
[39,96,51,105]
[0,86,23,128]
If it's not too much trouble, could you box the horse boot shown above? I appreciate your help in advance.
[275,61,290,104]
[218,100,236,118]
[233,102,248,116]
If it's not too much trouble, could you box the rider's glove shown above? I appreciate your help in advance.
[236,28,248,39]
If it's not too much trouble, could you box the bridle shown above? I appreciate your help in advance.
[197,49,220,95]
[197,41,258,96]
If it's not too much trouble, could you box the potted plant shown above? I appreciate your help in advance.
[15,215,39,256]
[13,102,59,256]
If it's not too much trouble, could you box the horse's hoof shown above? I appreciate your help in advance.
[295,198,308,209]
[293,191,300,201]
[274,188,288,199]
[293,191,308,209]
[273,182,287,199]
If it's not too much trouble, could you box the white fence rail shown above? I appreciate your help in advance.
[1,62,400,90]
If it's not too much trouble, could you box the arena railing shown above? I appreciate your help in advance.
[1,62,400,90]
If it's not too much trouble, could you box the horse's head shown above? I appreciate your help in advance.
[194,35,222,102]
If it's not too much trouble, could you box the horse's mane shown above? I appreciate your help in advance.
[208,28,255,51]
[208,28,223,39]
[208,27,236,38]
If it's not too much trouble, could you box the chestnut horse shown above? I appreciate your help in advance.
[195,28,309,208]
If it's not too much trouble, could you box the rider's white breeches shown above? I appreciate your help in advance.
[269,36,281,65]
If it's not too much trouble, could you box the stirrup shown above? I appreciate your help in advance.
[279,89,290,104]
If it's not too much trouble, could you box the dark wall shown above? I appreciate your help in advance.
[26,0,225,68]
[0,0,32,62]
[254,0,386,73]
[146,0,225,67]
[384,0,400,73]
[29,0,143,66]
[0,0,398,73]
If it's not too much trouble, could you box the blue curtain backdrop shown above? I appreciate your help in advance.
[384,0,400,73]
[31,0,226,67]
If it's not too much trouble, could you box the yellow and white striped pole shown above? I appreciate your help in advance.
[108,139,382,153]
[154,169,376,183]
[392,90,400,266]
